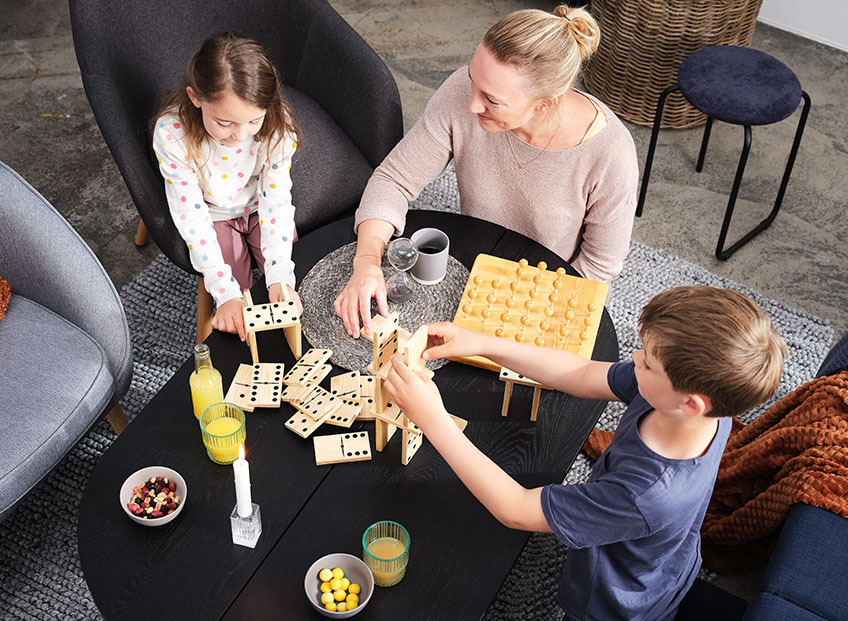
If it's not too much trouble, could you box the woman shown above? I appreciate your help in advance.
[334,5,638,337]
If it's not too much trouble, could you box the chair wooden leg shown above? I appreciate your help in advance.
[197,277,213,344]
[134,217,150,247]
[106,403,129,435]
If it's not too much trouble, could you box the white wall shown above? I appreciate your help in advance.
[758,0,848,52]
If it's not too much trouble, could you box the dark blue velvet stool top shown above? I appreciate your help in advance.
[677,45,802,126]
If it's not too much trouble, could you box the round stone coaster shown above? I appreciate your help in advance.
[298,242,469,372]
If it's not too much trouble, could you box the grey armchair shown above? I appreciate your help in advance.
[0,162,133,521]
[70,0,404,341]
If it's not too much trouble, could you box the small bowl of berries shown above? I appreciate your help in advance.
[120,466,187,526]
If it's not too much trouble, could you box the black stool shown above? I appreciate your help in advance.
[637,46,811,260]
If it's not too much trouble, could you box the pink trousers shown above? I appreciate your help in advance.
[213,212,297,291]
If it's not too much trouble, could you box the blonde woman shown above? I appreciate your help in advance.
[334,5,638,337]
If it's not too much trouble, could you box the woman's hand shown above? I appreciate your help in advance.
[384,356,448,433]
[269,283,303,316]
[334,258,388,338]
[423,322,490,361]
[211,297,246,341]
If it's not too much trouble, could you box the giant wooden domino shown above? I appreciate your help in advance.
[242,288,302,363]
[361,312,464,465]
[224,362,285,412]
[452,255,608,371]
[499,366,551,422]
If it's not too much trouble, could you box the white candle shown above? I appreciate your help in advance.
[233,444,252,518]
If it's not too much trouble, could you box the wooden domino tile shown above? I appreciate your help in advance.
[330,371,361,401]
[294,387,343,421]
[224,363,284,412]
[498,366,550,389]
[401,419,423,466]
[284,349,332,386]
[357,375,377,421]
[313,431,372,466]
[243,301,299,333]
[452,254,608,371]
[282,364,331,404]
[285,410,331,438]
[324,401,361,428]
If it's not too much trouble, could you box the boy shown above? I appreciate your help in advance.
[384,286,785,620]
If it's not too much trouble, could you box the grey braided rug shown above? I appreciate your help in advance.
[0,168,833,620]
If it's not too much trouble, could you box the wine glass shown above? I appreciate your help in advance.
[385,238,419,302]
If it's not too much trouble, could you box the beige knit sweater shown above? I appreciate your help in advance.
[354,68,639,282]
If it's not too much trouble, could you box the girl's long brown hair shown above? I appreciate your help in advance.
[151,32,300,172]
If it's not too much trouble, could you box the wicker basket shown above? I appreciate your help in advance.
[583,0,764,128]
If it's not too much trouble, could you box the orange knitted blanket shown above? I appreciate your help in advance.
[582,371,848,573]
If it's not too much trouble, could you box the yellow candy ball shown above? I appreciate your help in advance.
[340,577,351,590]
[331,568,344,580]
[319,568,333,582]
[337,603,348,612]
[320,581,332,593]
[518,258,529,268]
[329,578,342,591]
[349,583,361,595]
[321,592,335,605]
[346,593,359,605]
[334,589,347,602]
[324,602,337,612]
[347,600,358,610]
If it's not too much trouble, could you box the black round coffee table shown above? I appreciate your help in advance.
[78,211,618,620]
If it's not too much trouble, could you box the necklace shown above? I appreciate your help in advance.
[505,122,561,169]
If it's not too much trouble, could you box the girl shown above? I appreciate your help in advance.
[153,32,302,341]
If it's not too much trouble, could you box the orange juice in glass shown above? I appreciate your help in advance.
[362,521,410,586]
[200,403,245,464]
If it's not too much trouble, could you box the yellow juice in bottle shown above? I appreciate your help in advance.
[190,344,223,419]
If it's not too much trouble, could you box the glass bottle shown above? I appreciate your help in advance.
[189,344,224,420]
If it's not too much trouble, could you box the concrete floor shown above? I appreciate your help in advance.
[2,0,846,605]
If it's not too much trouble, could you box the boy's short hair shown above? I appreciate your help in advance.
[639,286,786,418]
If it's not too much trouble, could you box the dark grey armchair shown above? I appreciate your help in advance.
[69,0,403,340]
[0,162,133,521]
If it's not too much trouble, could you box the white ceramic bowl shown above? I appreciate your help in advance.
[304,553,374,618]
[120,466,187,527]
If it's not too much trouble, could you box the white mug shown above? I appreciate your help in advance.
[410,228,450,285]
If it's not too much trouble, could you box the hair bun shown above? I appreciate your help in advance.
[553,5,600,61]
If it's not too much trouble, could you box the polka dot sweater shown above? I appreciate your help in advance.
[153,113,297,306]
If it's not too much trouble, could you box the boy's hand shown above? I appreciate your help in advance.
[211,297,246,341]
[269,283,303,316]
[384,356,448,432]
[423,322,488,361]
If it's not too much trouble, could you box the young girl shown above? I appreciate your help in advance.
[152,32,302,340]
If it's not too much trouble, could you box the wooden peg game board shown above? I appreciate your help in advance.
[452,254,608,371]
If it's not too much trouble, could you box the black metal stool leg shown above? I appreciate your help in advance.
[715,91,811,260]
[696,117,713,172]
[715,125,752,260]
[636,85,680,217]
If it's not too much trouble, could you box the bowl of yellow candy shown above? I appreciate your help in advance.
[304,553,374,618]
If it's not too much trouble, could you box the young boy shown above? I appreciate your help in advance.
[384,286,785,620]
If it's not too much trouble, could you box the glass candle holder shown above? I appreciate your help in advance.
[362,520,410,587]
[199,403,246,465]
